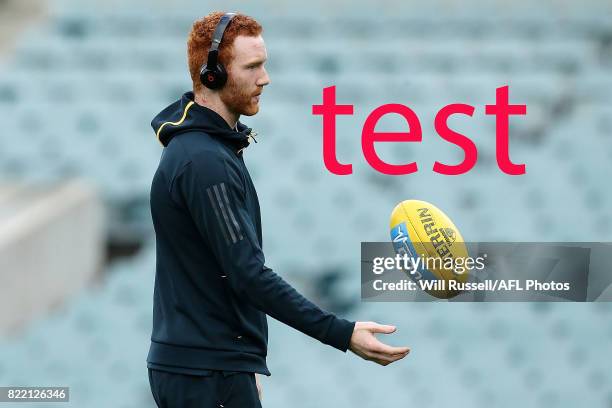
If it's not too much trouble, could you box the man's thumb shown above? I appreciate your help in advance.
[370,324,396,334]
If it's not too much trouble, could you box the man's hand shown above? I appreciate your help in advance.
[255,373,262,400]
[349,321,410,366]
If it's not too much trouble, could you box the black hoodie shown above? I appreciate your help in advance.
[147,92,356,376]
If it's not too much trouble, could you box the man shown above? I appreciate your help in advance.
[147,11,409,408]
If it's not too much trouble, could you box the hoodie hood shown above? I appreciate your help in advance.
[152,91,255,153]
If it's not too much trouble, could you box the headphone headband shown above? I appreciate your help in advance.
[206,13,236,69]
[210,13,236,53]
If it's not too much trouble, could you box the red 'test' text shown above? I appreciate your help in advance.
[312,86,527,176]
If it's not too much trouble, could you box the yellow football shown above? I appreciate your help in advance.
[389,199,468,299]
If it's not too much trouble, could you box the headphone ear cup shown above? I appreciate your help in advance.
[200,64,228,90]
[214,63,228,88]
[200,65,215,89]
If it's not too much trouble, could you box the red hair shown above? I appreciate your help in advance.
[187,12,263,94]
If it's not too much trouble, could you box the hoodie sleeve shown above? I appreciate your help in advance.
[181,152,355,352]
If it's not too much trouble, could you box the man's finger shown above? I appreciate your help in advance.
[368,337,410,355]
[255,374,262,400]
[367,347,409,361]
[368,350,409,365]
[369,324,396,334]
[373,341,411,356]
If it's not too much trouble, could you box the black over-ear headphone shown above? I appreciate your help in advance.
[199,13,236,90]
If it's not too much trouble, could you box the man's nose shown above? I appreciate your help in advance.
[257,68,270,87]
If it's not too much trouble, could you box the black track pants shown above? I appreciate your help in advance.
[148,369,262,408]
